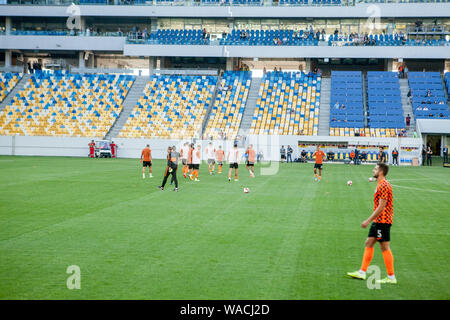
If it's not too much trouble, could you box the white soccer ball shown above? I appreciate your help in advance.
[368,177,376,182]
[243,187,250,193]
[347,180,353,186]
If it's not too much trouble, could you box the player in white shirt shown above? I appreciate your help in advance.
[227,143,240,182]
[205,142,216,175]
[192,145,202,182]
[180,142,190,178]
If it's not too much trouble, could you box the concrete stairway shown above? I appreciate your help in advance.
[399,78,416,137]
[237,76,262,137]
[201,74,222,137]
[104,76,148,140]
[362,72,368,127]
[318,77,331,136]
[0,74,30,112]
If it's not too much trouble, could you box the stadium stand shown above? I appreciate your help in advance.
[204,71,251,140]
[146,29,210,45]
[366,71,405,137]
[0,71,134,137]
[329,71,364,137]
[408,72,450,119]
[0,73,22,103]
[328,33,449,46]
[220,29,320,46]
[249,71,320,136]
[118,75,217,139]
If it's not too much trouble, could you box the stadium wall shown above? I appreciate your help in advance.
[0,135,423,165]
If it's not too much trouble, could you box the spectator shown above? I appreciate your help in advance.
[280,145,286,163]
[398,64,403,78]
[301,149,307,161]
[413,131,418,138]
[257,150,264,163]
[287,145,293,163]
[427,145,433,166]
[263,67,266,75]
[404,65,409,78]
[117,27,123,36]
[354,147,360,165]
[334,101,340,110]
[425,89,432,97]
[443,145,449,163]
[421,145,427,165]
[406,114,411,127]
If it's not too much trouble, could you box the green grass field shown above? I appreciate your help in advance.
[0,155,449,300]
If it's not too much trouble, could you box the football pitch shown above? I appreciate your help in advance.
[0,155,449,300]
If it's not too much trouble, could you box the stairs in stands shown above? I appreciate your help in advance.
[237,76,262,137]
[104,76,148,140]
[0,74,30,112]
[318,77,331,136]
[201,74,222,138]
[399,78,416,137]
[362,72,369,127]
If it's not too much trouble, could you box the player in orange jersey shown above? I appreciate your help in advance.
[140,144,152,179]
[347,163,397,284]
[215,146,225,174]
[245,144,256,178]
[187,143,194,180]
[312,145,325,182]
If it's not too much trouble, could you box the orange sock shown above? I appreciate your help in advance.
[382,250,395,276]
[219,165,222,173]
[195,170,198,179]
[360,247,374,272]
[235,174,238,180]
[318,175,322,181]
[315,173,317,178]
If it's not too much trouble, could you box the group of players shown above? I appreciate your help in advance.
[139,142,257,192]
[140,142,397,285]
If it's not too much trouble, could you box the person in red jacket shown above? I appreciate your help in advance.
[110,141,117,158]
[88,140,95,158]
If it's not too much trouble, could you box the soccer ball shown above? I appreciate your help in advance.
[347,180,353,186]
[243,187,250,193]
[368,177,376,182]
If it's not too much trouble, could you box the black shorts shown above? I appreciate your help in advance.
[230,163,239,169]
[188,163,193,169]
[281,155,286,159]
[246,161,254,167]
[368,223,392,242]
[192,164,200,170]
[143,161,152,167]
[314,163,323,169]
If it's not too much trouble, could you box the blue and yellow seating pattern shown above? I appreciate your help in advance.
[119,75,217,139]
[204,71,251,140]
[0,72,22,103]
[250,71,320,135]
[0,71,134,137]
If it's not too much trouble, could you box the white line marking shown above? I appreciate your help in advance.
[390,184,450,194]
